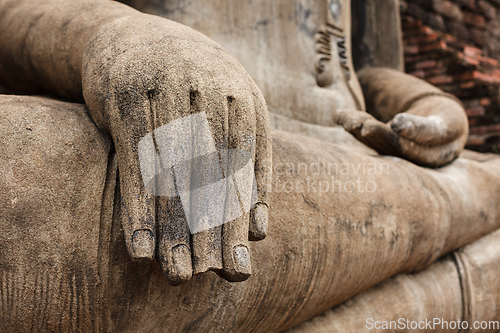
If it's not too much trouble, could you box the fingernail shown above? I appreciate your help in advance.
[170,244,192,284]
[233,245,251,277]
[361,121,372,137]
[132,229,155,259]
[392,115,415,135]
[250,203,268,240]
[405,120,415,133]
[391,114,405,132]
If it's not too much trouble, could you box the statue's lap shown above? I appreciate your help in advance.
[1,95,500,332]
[0,95,110,331]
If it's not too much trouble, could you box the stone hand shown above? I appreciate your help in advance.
[82,15,271,284]
[336,96,468,168]
[341,68,469,167]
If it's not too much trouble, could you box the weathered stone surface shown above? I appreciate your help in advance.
[121,0,366,124]
[1,95,500,332]
[0,95,112,331]
[351,0,404,71]
[289,227,500,332]
[0,0,273,284]
[1,0,500,331]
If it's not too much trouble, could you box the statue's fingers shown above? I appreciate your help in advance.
[250,91,271,241]
[113,101,157,261]
[392,113,450,145]
[149,78,225,275]
[118,157,157,260]
[359,119,401,156]
[218,212,252,281]
[171,135,224,276]
[123,80,190,262]
[359,118,463,167]
[184,88,226,276]
[157,195,192,285]
[191,227,223,274]
[334,109,373,131]
[187,150,224,277]
[217,93,256,281]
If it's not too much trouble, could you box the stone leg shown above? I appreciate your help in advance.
[105,128,500,331]
[287,228,500,332]
[0,95,113,332]
[1,95,500,332]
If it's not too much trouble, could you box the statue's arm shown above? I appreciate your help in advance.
[0,0,272,284]
[336,67,468,167]
[0,0,135,100]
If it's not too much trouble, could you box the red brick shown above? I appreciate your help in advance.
[415,60,438,69]
[427,75,453,85]
[485,124,500,133]
[479,72,500,84]
[479,56,499,68]
[461,81,476,89]
[491,69,500,81]
[478,0,497,20]
[425,67,447,76]
[463,11,486,29]
[466,106,485,116]
[405,55,422,64]
[468,125,500,135]
[462,99,480,107]
[404,33,439,45]
[401,6,500,154]
[420,40,448,52]
[463,45,482,57]
[409,70,427,78]
[404,45,420,54]
[457,71,482,82]
[458,53,480,66]
[446,20,471,40]
[465,55,481,66]
[468,118,479,126]
[470,28,486,46]
[402,19,423,30]
[480,98,492,106]
[442,33,458,43]
[467,135,485,145]
[458,0,476,10]
[470,126,489,135]
[418,26,436,35]
[427,12,446,31]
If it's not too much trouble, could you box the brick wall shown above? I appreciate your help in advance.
[400,0,500,153]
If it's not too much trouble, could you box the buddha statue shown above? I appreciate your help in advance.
[0,0,499,331]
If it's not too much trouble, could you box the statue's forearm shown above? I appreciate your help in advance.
[358,67,462,123]
[0,0,137,101]
[350,67,468,166]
